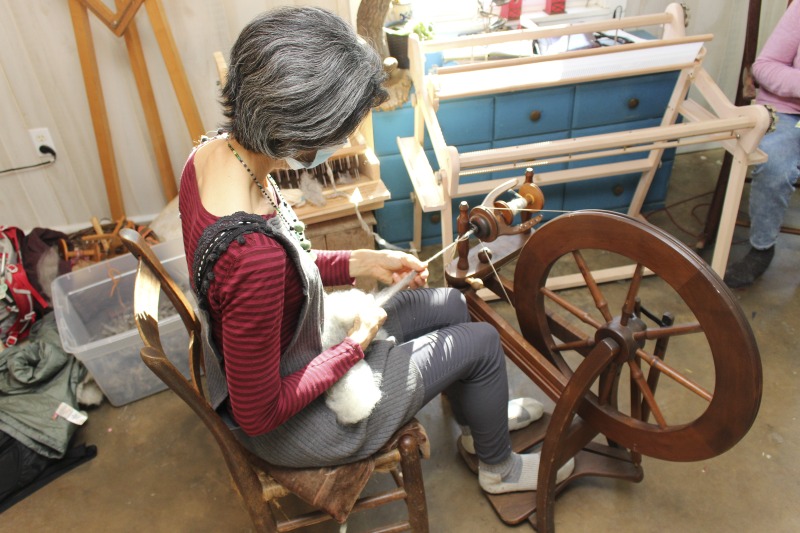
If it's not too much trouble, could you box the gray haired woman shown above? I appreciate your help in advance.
[179,6,573,495]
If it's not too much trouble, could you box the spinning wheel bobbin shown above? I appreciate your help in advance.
[456,168,545,271]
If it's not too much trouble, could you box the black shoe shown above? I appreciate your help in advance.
[723,246,775,288]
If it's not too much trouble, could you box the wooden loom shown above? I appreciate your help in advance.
[265,123,390,229]
[399,3,772,284]
[69,0,204,220]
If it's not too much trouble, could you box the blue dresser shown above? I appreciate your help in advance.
[372,70,679,248]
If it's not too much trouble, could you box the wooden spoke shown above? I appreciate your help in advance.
[572,250,613,322]
[635,348,712,402]
[628,359,667,428]
[541,287,603,329]
[552,338,596,351]
[597,363,620,406]
[634,322,703,341]
[620,263,644,326]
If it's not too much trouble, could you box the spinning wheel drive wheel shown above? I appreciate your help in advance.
[514,210,762,462]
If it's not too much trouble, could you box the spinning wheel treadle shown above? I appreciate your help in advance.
[447,209,762,532]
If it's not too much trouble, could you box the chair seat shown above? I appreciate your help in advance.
[252,419,429,524]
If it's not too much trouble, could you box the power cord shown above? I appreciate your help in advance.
[0,146,57,175]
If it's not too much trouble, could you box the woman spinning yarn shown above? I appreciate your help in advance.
[180,6,573,494]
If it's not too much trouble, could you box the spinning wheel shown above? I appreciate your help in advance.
[445,192,762,531]
[515,210,762,462]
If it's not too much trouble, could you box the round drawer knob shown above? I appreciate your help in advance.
[612,184,625,196]
[430,213,441,224]
[529,110,542,122]
[627,98,640,109]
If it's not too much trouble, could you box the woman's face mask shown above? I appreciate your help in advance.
[285,145,341,170]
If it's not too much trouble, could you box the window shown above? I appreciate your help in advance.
[412,0,629,28]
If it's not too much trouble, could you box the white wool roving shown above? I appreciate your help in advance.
[299,171,326,206]
[321,289,388,425]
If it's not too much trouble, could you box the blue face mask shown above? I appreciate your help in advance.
[285,145,341,170]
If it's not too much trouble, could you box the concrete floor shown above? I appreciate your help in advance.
[4,149,799,532]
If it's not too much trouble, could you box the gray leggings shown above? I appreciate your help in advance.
[383,288,512,464]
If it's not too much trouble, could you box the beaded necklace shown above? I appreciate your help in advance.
[226,140,312,251]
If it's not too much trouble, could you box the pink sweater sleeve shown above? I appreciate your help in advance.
[752,2,800,108]
[216,242,363,436]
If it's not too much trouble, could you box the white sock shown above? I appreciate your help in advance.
[478,452,575,494]
[460,397,545,454]
[508,397,544,431]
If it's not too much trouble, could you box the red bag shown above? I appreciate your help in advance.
[0,226,50,347]
[545,0,566,15]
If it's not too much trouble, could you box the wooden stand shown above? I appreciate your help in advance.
[401,3,771,279]
[69,0,204,219]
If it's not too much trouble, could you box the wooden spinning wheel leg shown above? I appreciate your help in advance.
[536,338,624,532]
[458,290,643,528]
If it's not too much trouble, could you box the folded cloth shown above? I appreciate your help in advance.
[0,314,87,459]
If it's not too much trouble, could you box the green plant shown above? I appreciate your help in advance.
[385,19,434,41]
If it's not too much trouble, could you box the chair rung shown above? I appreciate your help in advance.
[276,488,408,532]
[368,522,413,533]
[374,448,401,470]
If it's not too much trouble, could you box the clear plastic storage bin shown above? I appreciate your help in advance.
[51,239,192,406]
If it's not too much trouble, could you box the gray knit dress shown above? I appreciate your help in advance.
[193,213,425,468]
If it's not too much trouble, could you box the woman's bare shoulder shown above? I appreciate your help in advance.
[193,139,256,217]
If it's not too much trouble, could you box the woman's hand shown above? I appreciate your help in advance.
[347,307,388,351]
[349,250,429,289]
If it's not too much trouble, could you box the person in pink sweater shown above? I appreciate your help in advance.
[725,0,800,287]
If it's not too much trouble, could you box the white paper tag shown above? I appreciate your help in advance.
[54,402,88,425]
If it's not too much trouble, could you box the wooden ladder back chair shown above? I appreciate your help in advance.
[119,228,431,532]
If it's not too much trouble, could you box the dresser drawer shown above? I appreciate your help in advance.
[494,86,573,140]
[372,103,415,156]
[378,153,414,199]
[563,159,673,212]
[571,71,680,129]
[430,96,494,148]
[374,96,494,156]
[375,199,441,247]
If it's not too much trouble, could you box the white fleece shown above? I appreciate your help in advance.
[321,289,387,425]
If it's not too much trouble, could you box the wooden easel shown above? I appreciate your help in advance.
[69,0,204,220]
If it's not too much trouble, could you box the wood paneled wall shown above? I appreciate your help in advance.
[0,0,783,233]
[0,0,356,232]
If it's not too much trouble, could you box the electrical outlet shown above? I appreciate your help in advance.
[28,127,56,157]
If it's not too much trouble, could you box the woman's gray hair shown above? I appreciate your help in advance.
[221,6,389,158]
